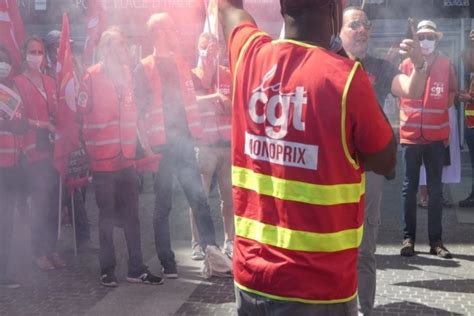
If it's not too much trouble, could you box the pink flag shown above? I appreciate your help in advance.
[83,0,107,64]
[54,13,79,176]
[0,0,25,76]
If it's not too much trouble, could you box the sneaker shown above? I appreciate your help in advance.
[223,240,234,259]
[430,242,453,259]
[400,239,415,257]
[100,273,118,287]
[127,270,164,285]
[49,252,66,269]
[459,193,474,208]
[190,243,205,261]
[34,256,55,270]
[162,265,178,279]
[0,278,20,289]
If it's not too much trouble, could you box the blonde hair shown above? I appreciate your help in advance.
[97,26,125,62]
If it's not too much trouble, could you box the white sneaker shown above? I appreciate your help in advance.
[223,240,233,259]
[190,242,205,261]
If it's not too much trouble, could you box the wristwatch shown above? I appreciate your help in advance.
[415,61,426,71]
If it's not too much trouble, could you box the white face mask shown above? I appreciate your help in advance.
[0,62,12,79]
[419,39,436,55]
[26,54,43,71]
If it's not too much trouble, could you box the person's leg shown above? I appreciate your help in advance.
[401,144,423,243]
[216,147,234,249]
[93,171,117,276]
[152,150,176,269]
[176,142,217,249]
[44,161,60,257]
[115,168,147,276]
[423,141,445,246]
[73,188,91,245]
[460,127,474,206]
[358,172,384,316]
[0,167,17,282]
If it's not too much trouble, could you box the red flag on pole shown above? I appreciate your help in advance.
[0,0,25,76]
[54,13,79,176]
[83,0,107,64]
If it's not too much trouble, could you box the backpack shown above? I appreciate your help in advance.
[202,245,233,279]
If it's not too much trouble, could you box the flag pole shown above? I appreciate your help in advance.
[71,190,77,256]
[57,175,62,240]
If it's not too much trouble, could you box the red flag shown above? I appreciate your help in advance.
[0,0,25,76]
[83,0,107,64]
[54,13,79,176]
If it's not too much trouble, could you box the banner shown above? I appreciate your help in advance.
[0,83,20,119]
[0,0,25,76]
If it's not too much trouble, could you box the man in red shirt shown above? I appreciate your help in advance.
[219,0,396,314]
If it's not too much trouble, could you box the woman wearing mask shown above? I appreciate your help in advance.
[0,46,28,287]
[12,36,66,270]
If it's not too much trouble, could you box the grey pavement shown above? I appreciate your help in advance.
[1,153,474,315]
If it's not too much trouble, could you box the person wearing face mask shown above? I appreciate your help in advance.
[12,37,66,271]
[219,0,397,314]
[0,46,28,288]
[398,20,457,260]
[189,33,233,261]
[77,27,162,287]
[339,7,427,316]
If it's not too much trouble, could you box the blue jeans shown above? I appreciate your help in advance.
[401,142,445,244]
[152,140,217,269]
[235,287,357,316]
[464,127,474,193]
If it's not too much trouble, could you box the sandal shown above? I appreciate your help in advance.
[417,198,428,208]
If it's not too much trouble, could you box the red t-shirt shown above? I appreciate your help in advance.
[228,22,393,164]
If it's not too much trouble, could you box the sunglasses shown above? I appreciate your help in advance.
[417,34,436,41]
[348,20,372,31]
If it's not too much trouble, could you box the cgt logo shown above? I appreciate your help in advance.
[430,82,445,99]
[248,65,307,139]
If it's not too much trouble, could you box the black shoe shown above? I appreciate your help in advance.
[430,242,453,259]
[100,273,118,287]
[400,239,415,257]
[459,194,474,208]
[0,278,20,289]
[162,265,178,279]
[127,271,164,285]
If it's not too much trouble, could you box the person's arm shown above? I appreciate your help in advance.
[133,63,154,156]
[349,67,397,175]
[392,39,427,99]
[219,0,255,43]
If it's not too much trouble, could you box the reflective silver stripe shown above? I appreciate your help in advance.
[204,127,219,132]
[0,148,15,153]
[24,144,36,151]
[403,108,446,114]
[145,108,163,118]
[0,131,13,136]
[147,126,165,134]
[201,111,216,117]
[83,120,119,129]
[186,105,198,111]
[401,122,450,129]
[85,139,121,146]
[219,125,231,130]
[188,122,200,127]
[121,140,136,145]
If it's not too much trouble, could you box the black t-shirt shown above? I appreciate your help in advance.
[134,57,190,148]
[361,55,400,107]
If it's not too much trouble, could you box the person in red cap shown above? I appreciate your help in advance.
[219,0,396,314]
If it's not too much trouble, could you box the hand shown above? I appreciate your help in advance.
[470,30,474,42]
[399,39,424,67]
[46,122,56,134]
[216,93,231,114]
[458,91,472,103]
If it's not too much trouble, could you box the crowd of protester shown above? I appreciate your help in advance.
[0,0,473,315]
